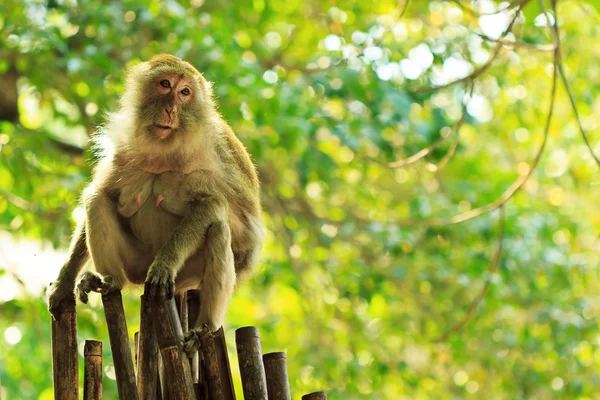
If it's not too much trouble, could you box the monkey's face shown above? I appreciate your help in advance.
[137,73,202,140]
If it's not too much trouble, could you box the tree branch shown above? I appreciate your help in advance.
[550,1,600,168]
[448,0,526,17]
[475,33,554,52]
[434,205,506,342]
[411,4,524,93]
[386,84,472,168]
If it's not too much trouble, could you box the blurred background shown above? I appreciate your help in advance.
[1,0,600,398]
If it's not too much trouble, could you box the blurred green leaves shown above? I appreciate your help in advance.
[1,0,600,399]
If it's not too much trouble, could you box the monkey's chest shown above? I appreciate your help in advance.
[117,174,191,249]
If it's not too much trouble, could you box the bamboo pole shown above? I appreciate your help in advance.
[102,290,138,400]
[83,340,102,400]
[235,326,268,400]
[137,294,159,399]
[201,327,236,400]
[152,296,195,399]
[134,331,139,367]
[302,392,327,400]
[263,352,291,400]
[186,290,202,398]
[51,298,78,400]
[175,293,188,332]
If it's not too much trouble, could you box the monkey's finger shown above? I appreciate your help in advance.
[98,275,114,294]
[78,289,89,304]
[166,278,174,299]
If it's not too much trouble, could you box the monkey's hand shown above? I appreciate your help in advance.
[75,271,115,304]
[183,325,211,357]
[144,262,175,299]
[46,280,75,321]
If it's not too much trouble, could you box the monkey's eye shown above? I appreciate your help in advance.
[181,88,191,96]
[160,79,171,88]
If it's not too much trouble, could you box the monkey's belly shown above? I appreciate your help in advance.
[127,195,183,253]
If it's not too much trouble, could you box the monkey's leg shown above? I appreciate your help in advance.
[47,221,89,319]
[183,221,235,356]
[75,271,117,304]
[85,189,138,290]
[145,197,227,299]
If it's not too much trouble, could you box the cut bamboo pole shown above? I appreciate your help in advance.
[263,352,291,400]
[83,340,102,400]
[137,294,159,399]
[134,331,139,367]
[175,293,188,333]
[302,392,327,400]
[235,326,268,400]
[102,290,138,400]
[51,298,78,400]
[186,290,202,398]
[152,295,195,399]
[201,327,236,400]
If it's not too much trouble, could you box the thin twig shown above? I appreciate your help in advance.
[387,17,559,228]
[435,206,506,342]
[430,139,458,171]
[549,1,600,168]
[387,84,472,168]
[398,0,410,18]
[448,0,525,17]
[475,33,554,52]
[411,3,525,94]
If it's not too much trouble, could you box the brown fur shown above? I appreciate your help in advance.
[47,54,265,332]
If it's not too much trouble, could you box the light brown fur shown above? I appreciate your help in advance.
[47,54,265,335]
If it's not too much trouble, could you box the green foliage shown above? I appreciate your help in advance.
[1,0,600,398]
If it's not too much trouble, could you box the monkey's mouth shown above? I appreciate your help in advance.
[152,124,175,139]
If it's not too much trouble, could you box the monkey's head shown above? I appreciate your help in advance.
[121,54,215,142]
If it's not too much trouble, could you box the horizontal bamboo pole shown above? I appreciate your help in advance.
[84,340,102,400]
[51,298,78,400]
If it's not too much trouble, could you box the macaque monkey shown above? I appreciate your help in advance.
[47,54,265,353]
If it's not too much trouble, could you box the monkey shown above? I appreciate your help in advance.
[46,54,266,354]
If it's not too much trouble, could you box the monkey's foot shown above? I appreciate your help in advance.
[47,280,76,321]
[75,271,116,304]
[183,325,211,357]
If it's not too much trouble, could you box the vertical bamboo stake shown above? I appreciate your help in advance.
[263,352,291,400]
[302,392,327,400]
[102,290,138,400]
[134,331,139,368]
[84,340,102,400]
[201,327,236,400]
[175,293,188,332]
[137,294,159,399]
[152,296,195,399]
[51,298,78,400]
[235,326,268,400]
[186,290,201,397]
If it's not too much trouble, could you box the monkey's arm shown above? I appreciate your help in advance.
[47,221,89,318]
[145,195,228,298]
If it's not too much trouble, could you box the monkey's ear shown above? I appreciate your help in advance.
[205,81,214,91]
